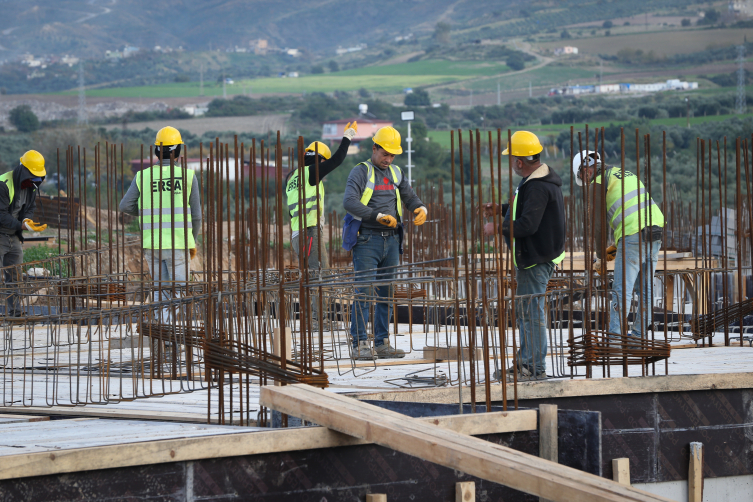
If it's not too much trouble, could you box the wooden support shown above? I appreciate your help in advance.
[260,384,673,502]
[612,458,630,486]
[688,442,703,502]
[539,404,558,502]
[456,481,475,502]
[423,346,484,362]
[366,495,386,502]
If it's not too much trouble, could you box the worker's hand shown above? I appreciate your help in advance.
[480,202,500,219]
[483,222,496,236]
[592,258,603,275]
[189,248,197,260]
[343,121,358,141]
[22,219,46,232]
[413,207,427,226]
[605,245,617,262]
[376,213,397,228]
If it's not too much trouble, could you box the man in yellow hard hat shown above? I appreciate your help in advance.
[119,126,202,323]
[343,126,427,360]
[0,150,47,317]
[483,131,565,380]
[285,122,357,331]
[573,149,664,344]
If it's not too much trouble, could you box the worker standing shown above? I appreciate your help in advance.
[285,122,357,330]
[343,126,427,360]
[119,126,202,323]
[484,131,566,380]
[0,150,47,317]
[574,150,664,343]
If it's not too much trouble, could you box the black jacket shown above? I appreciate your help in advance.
[0,163,38,235]
[501,163,566,269]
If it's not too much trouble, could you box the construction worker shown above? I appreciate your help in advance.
[0,150,47,317]
[573,150,664,342]
[285,122,357,330]
[483,131,566,380]
[119,126,202,323]
[343,126,427,360]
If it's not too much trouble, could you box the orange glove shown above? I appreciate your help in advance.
[189,248,197,260]
[605,245,617,262]
[23,219,47,232]
[413,207,427,226]
[376,213,397,228]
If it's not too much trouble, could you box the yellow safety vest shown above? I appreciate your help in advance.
[136,164,195,250]
[285,165,324,232]
[0,172,15,204]
[595,168,664,244]
[357,161,403,219]
[511,184,565,269]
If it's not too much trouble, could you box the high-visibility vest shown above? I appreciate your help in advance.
[136,164,195,250]
[0,172,15,204]
[285,165,324,232]
[595,168,664,244]
[511,184,565,269]
[355,161,403,219]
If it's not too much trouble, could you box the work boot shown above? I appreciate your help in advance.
[375,340,405,359]
[351,341,376,361]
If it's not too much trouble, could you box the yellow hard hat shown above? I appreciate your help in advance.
[305,141,332,160]
[372,126,403,155]
[19,150,46,177]
[502,131,543,157]
[154,126,183,146]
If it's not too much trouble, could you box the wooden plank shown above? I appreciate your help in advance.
[0,408,536,480]
[539,404,558,502]
[0,414,50,424]
[688,442,703,502]
[260,384,673,502]
[366,495,387,502]
[612,458,630,486]
[456,481,475,502]
[353,372,753,404]
[423,346,484,362]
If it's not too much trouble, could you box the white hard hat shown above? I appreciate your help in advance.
[572,150,601,186]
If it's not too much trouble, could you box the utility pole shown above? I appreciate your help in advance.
[685,97,690,128]
[736,45,746,114]
[497,81,501,106]
[401,111,415,184]
[77,61,87,126]
[200,64,204,96]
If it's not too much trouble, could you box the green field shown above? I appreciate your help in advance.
[64,60,512,98]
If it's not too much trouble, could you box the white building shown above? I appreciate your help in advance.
[554,46,579,56]
[595,84,620,93]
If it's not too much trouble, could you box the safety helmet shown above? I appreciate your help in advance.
[154,126,183,146]
[502,131,543,157]
[305,141,332,160]
[572,150,601,186]
[372,126,403,155]
[19,150,46,177]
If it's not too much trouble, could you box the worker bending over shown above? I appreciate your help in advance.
[0,150,47,317]
[119,126,202,323]
[343,126,427,360]
[574,150,664,342]
[484,131,566,380]
[285,122,357,330]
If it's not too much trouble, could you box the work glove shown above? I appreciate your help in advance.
[376,213,397,228]
[343,121,358,141]
[189,248,197,260]
[592,258,607,276]
[605,245,617,262]
[483,222,496,236]
[22,219,47,232]
[480,202,500,218]
[413,207,427,226]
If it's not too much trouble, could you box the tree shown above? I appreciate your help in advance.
[311,64,324,74]
[699,9,720,25]
[328,60,339,72]
[405,88,430,106]
[561,30,571,39]
[506,54,525,71]
[681,18,691,27]
[9,105,39,133]
[602,20,613,29]
[434,22,451,44]
[358,87,370,98]
[605,30,611,36]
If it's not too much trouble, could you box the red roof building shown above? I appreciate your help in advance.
[321,118,394,152]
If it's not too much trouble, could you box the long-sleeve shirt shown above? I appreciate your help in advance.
[0,164,37,235]
[119,167,202,243]
[343,161,424,231]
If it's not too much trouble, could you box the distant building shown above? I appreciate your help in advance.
[251,39,268,55]
[182,104,209,117]
[335,44,367,55]
[122,46,140,58]
[321,117,394,154]
[595,84,620,93]
[105,50,122,59]
[60,55,79,67]
[288,71,299,78]
[554,46,579,56]
[550,79,698,97]
[285,48,300,57]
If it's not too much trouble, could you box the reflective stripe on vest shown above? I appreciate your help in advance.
[285,166,324,231]
[357,161,403,219]
[136,165,195,250]
[596,168,664,244]
[0,171,14,205]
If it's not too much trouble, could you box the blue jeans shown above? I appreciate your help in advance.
[608,233,661,338]
[350,230,400,347]
[515,262,555,375]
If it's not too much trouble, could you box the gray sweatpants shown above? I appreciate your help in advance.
[144,249,189,324]
[0,233,23,316]
[291,227,328,322]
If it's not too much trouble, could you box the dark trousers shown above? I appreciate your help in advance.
[0,233,23,315]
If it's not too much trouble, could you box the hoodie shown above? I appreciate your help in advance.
[501,163,566,269]
[0,164,39,235]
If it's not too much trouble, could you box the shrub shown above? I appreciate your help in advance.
[602,20,613,29]
[507,55,525,71]
[405,88,431,107]
[328,60,339,72]
[9,105,40,133]
[174,74,190,83]
[311,65,324,74]
[681,18,691,27]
